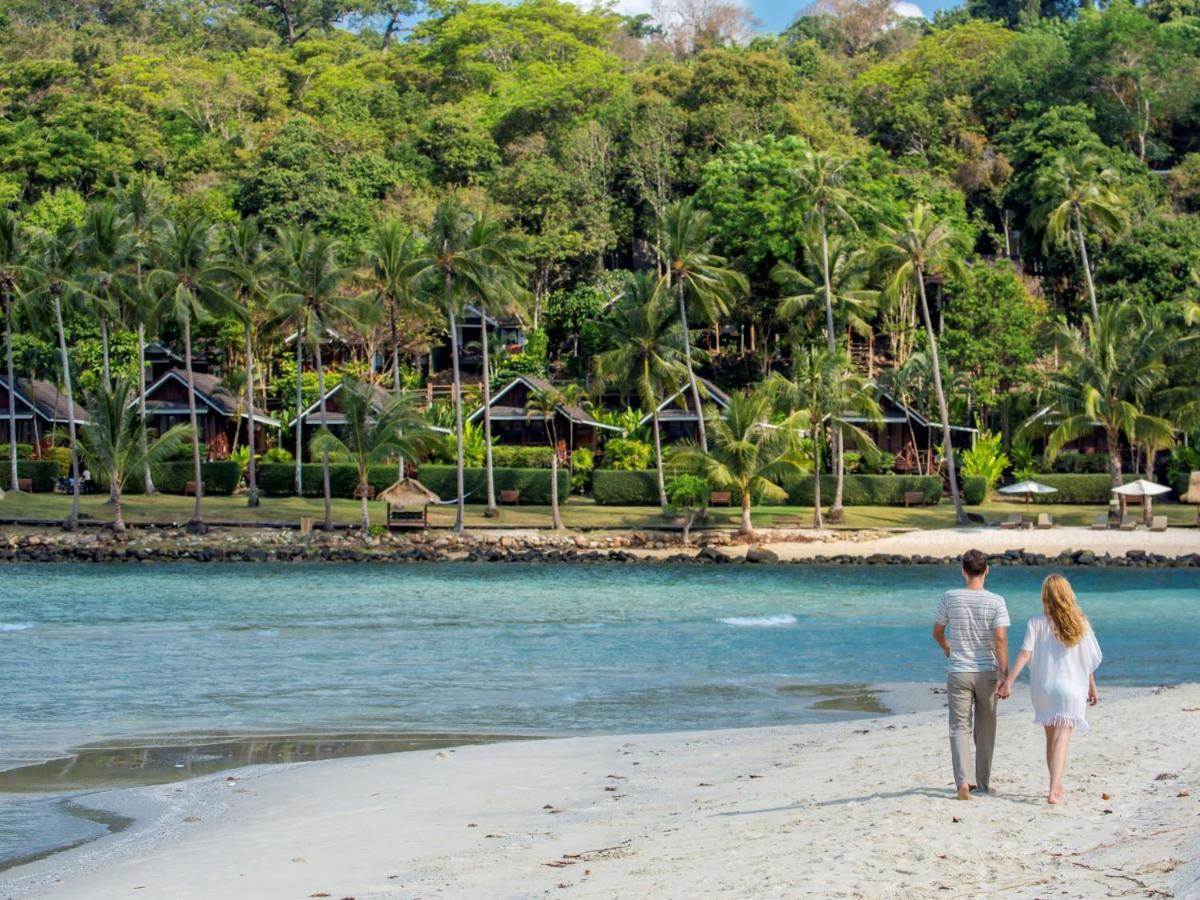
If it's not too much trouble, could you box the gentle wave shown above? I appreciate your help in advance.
[0,623,34,632]
[719,614,797,628]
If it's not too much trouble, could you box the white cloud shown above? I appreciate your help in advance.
[893,1,927,19]
[573,0,657,16]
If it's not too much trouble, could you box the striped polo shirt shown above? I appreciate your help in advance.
[936,588,1011,673]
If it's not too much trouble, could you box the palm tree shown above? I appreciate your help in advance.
[671,386,807,537]
[309,378,435,537]
[272,227,358,532]
[1040,302,1172,492]
[772,234,878,520]
[78,201,133,391]
[113,175,169,496]
[878,352,934,474]
[77,380,194,535]
[769,348,880,528]
[24,223,86,529]
[655,199,748,453]
[526,386,566,530]
[0,211,27,493]
[1033,149,1127,322]
[876,203,970,524]
[152,216,236,534]
[217,218,274,507]
[594,272,687,511]
[460,214,528,518]
[408,201,503,532]
[364,220,427,396]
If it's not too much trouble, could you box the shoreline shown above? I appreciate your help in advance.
[4,684,1197,899]
[1,524,1198,567]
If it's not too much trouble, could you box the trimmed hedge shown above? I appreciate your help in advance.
[1,460,60,492]
[491,446,554,468]
[1020,473,1138,504]
[0,443,36,460]
[961,476,988,506]
[592,469,662,505]
[150,461,241,495]
[787,475,943,507]
[257,463,400,498]
[417,465,569,505]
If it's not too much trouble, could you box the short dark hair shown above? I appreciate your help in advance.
[961,549,989,577]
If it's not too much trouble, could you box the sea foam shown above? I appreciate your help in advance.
[0,622,34,632]
[719,614,797,628]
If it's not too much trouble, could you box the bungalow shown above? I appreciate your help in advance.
[638,378,732,445]
[0,376,91,447]
[469,375,619,457]
[137,369,278,456]
[843,391,977,474]
[1022,405,1135,471]
[432,305,526,375]
[297,382,450,459]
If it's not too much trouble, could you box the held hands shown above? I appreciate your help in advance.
[994,679,1012,701]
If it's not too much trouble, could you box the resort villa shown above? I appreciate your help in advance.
[0,375,91,447]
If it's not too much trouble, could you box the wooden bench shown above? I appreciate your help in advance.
[184,481,199,496]
[903,491,926,508]
[387,508,427,529]
[710,491,732,507]
[16,477,32,492]
[499,490,520,505]
[353,484,376,500]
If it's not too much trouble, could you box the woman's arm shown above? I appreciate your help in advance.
[1088,672,1099,706]
[996,650,1031,699]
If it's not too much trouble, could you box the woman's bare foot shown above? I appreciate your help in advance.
[1047,787,1064,804]
[957,784,971,801]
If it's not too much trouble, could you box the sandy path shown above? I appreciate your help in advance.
[5,686,1198,899]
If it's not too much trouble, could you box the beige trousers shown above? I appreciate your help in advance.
[947,671,999,791]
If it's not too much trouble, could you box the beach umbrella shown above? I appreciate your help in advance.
[998,480,1058,510]
[1112,479,1171,524]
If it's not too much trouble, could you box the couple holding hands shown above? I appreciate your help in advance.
[934,549,1103,805]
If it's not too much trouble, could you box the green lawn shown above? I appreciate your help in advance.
[1,491,1195,531]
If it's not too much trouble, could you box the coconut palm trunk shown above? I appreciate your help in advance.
[4,291,19,492]
[244,321,259,507]
[181,317,206,532]
[137,323,156,494]
[819,223,847,522]
[294,327,304,496]
[99,318,111,391]
[914,271,965,523]
[677,281,708,453]
[52,293,82,530]
[1073,206,1100,322]
[739,481,753,536]
[478,306,497,516]
[359,477,371,536]
[391,307,405,481]
[651,409,668,512]
[314,345,333,531]
[446,273,466,532]
[812,421,823,529]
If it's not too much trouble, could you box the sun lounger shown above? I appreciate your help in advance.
[1090,513,1108,531]
[1150,515,1168,532]
[1035,512,1053,529]
[1118,515,1137,531]
[1000,513,1023,530]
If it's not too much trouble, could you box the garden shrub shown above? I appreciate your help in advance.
[666,474,710,509]
[1050,452,1109,474]
[0,443,35,460]
[118,461,242,495]
[256,463,400,497]
[786,475,944,506]
[600,437,653,470]
[416,465,569,505]
[570,446,594,493]
[960,431,1009,491]
[1020,473,1138,503]
[46,446,73,476]
[961,476,988,506]
[492,445,554,468]
[592,470,662,505]
[0,460,59,492]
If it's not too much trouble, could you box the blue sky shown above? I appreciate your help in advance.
[749,0,962,30]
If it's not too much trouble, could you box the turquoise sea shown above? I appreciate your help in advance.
[0,562,1197,870]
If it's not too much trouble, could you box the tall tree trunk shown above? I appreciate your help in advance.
[244,321,259,507]
[549,438,563,531]
[915,272,965,524]
[111,484,126,536]
[479,302,497,516]
[1105,426,1124,493]
[1074,205,1100,322]
[740,485,752,536]
[820,223,846,522]
[99,317,111,391]
[677,281,708,452]
[182,317,206,533]
[446,274,465,532]
[391,305,405,481]
[315,343,333,531]
[812,423,823,529]
[293,326,304,496]
[652,409,667,512]
[360,480,371,537]
[5,292,20,493]
[53,294,82,530]
[137,323,156,495]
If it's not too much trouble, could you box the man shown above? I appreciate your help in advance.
[933,548,1009,800]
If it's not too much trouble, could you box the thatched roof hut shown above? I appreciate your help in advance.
[377,478,440,509]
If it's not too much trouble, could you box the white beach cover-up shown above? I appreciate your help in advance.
[1021,616,1103,730]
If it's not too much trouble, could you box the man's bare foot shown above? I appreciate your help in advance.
[957,784,971,801]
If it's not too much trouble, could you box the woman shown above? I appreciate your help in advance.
[997,574,1102,804]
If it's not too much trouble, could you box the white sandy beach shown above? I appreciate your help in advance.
[4,684,1198,899]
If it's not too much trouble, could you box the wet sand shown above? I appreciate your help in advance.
[4,685,1197,899]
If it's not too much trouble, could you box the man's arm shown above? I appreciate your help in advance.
[992,626,1008,677]
[933,623,950,657]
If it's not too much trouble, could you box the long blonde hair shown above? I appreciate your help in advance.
[1041,574,1087,648]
